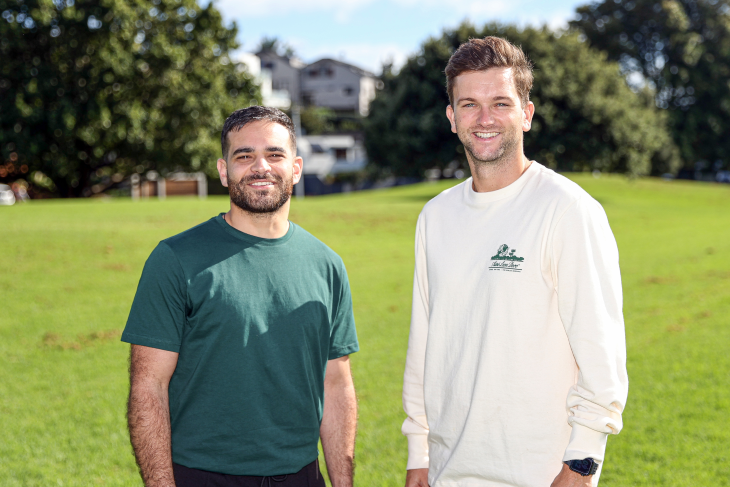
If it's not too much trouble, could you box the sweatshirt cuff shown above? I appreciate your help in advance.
[563,423,608,463]
[405,434,429,470]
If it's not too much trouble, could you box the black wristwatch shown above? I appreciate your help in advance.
[564,458,598,476]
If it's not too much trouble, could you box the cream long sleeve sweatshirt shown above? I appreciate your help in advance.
[402,162,628,487]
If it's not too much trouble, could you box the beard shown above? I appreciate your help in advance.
[228,172,293,214]
[458,122,520,167]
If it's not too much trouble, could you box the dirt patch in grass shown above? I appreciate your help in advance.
[42,329,122,351]
[644,276,677,285]
[102,263,130,272]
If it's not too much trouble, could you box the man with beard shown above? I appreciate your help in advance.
[123,106,359,487]
[402,37,628,487]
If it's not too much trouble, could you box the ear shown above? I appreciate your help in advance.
[522,101,535,132]
[292,156,303,185]
[446,105,457,134]
[217,158,229,187]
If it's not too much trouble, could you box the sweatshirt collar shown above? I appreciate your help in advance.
[463,161,540,207]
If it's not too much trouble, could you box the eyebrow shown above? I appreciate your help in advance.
[457,95,514,104]
[231,146,288,156]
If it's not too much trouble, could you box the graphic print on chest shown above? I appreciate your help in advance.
[489,244,525,272]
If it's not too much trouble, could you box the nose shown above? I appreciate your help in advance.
[476,106,494,126]
[251,156,271,175]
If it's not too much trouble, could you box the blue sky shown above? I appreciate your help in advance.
[214,0,590,74]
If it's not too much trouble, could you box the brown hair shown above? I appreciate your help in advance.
[221,106,296,159]
[445,36,533,107]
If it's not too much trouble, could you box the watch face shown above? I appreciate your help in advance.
[567,458,596,476]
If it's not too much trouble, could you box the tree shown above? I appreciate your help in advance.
[257,36,295,58]
[300,106,336,135]
[364,22,678,178]
[571,0,730,169]
[0,0,259,197]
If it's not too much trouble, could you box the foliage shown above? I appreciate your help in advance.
[2,177,730,485]
[300,106,364,135]
[0,0,259,197]
[301,106,336,134]
[364,22,678,178]
[257,35,296,58]
[571,0,730,169]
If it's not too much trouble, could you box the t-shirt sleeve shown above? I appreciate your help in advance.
[328,260,359,360]
[121,242,187,353]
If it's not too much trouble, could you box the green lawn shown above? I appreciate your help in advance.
[1,175,729,486]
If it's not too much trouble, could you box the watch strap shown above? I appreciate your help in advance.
[564,458,598,476]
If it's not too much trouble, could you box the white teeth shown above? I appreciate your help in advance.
[474,132,499,139]
[251,182,273,186]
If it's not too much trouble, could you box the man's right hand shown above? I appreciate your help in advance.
[405,468,429,487]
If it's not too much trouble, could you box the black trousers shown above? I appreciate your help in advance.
[173,459,326,487]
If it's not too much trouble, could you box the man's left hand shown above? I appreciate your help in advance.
[550,463,593,487]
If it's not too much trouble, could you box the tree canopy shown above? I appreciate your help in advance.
[571,0,730,169]
[364,22,678,178]
[257,36,296,58]
[0,0,259,197]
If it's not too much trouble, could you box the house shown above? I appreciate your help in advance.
[238,53,292,109]
[299,58,379,116]
[298,134,367,178]
[256,51,306,105]
[250,52,382,116]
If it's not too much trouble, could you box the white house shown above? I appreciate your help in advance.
[298,134,367,178]
[256,51,306,104]
[300,59,379,116]
[237,52,292,109]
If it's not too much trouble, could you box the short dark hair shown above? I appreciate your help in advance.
[445,36,533,107]
[220,106,297,159]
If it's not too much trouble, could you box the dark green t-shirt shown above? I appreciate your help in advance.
[122,215,359,476]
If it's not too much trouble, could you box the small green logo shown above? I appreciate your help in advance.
[490,244,525,272]
[491,244,524,262]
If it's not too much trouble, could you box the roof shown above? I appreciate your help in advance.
[305,58,377,78]
[255,50,306,69]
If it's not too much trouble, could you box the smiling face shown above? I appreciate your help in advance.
[446,68,534,169]
[217,120,302,215]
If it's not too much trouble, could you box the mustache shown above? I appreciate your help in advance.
[240,173,284,184]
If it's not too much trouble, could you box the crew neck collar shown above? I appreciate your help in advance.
[464,161,540,207]
[215,213,296,245]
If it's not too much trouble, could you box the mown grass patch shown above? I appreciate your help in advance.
[1,175,729,486]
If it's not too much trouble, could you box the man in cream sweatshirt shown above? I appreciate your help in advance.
[402,37,628,487]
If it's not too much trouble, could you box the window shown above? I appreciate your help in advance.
[343,86,354,96]
[335,148,348,160]
[309,70,319,78]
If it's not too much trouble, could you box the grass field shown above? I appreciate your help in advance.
[1,175,729,486]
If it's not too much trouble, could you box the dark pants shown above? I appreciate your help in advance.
[173,459,326,487]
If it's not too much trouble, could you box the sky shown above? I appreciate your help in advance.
[214,0,590,74]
